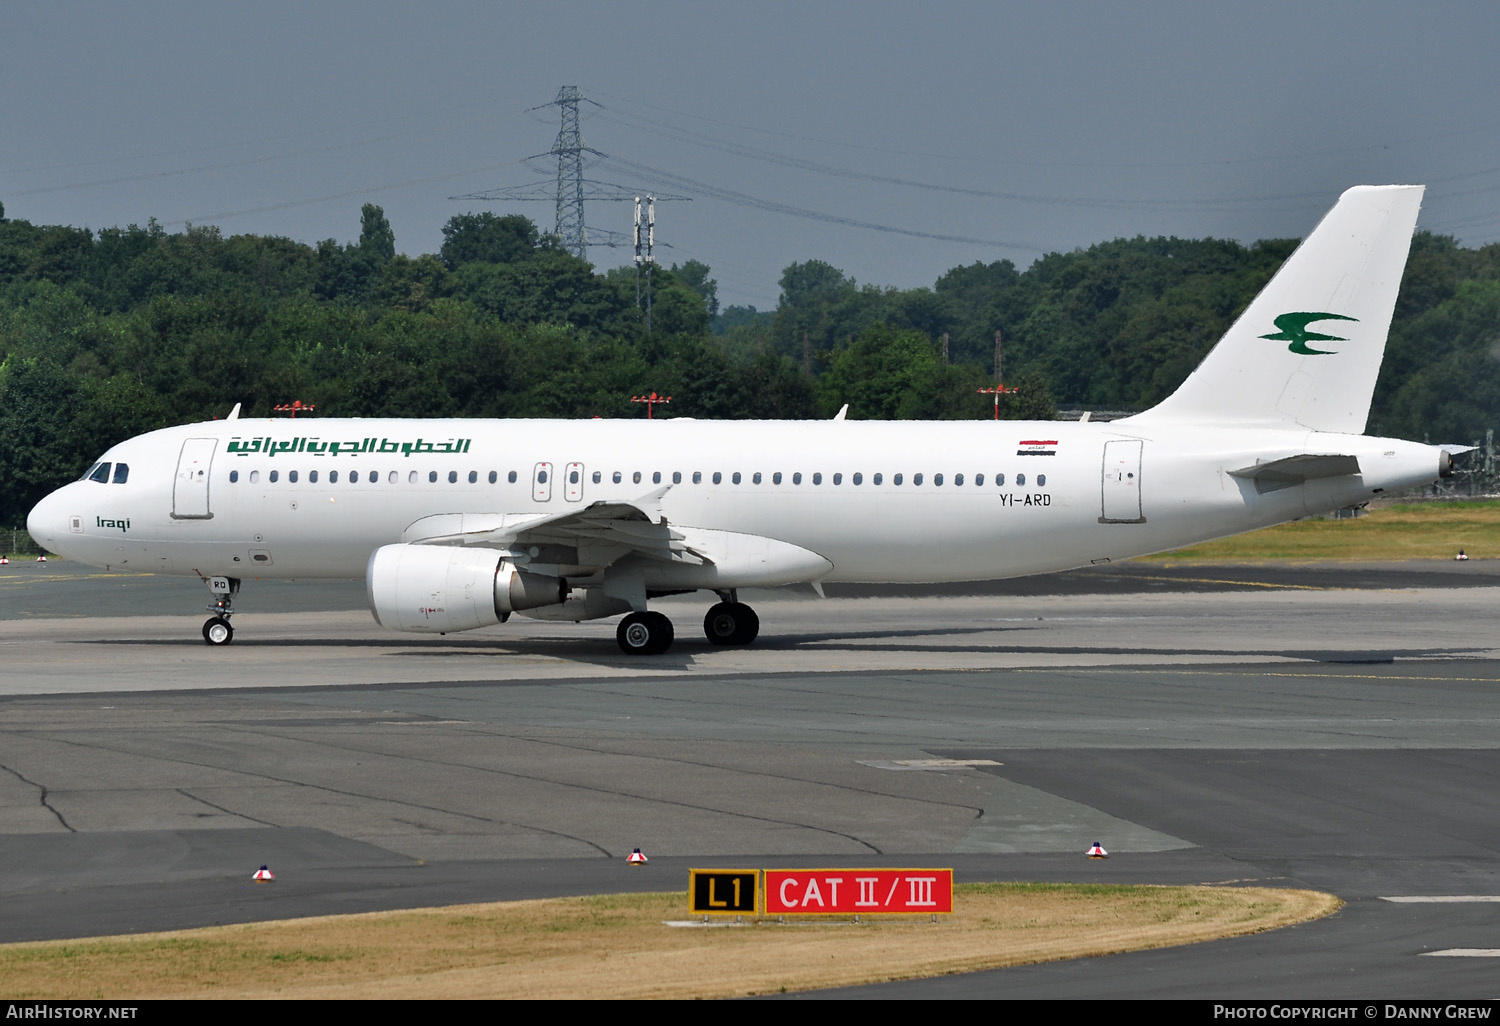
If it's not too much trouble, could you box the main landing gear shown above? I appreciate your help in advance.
[202,576,239,646]
[615,592,760,655]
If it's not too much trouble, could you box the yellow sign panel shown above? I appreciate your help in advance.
[688,869,760,916]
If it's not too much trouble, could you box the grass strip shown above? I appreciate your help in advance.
[2,883,1339,999]
[1149,500,1500,562]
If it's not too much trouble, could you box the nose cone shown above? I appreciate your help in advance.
[26,487,65,553]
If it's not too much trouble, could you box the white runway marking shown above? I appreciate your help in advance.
[1421,949,1500,957]
[1381,896,1500,903]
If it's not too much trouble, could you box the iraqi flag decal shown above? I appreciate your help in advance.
[1017,439,1058,457]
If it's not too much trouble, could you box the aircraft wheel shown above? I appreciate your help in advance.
[202,616,234,646]
[704,602,759,645]
[617,611,673,655]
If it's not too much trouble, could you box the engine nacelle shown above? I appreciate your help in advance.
[366,544,565,633]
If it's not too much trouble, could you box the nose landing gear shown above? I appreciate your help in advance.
[202,576,239,646]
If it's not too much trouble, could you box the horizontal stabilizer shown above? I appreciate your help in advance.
[1229,454,1361,493]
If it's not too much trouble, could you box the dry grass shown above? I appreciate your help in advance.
[1151,500,1500,562]
[2,883,1339,999]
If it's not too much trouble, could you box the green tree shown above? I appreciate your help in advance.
[815,326,983,419]
[358,204,396,264]
[669,259,718,317]
[440,212,541,269]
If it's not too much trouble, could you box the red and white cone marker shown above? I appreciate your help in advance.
[626,848,648,866]
[1087,842,1109,859]
[252,865,275,882]
[0,556,9,565]
[36,555,46,562]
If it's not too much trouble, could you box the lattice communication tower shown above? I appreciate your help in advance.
[451,86,686,264]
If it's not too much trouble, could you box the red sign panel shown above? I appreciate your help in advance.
[763,868,953,915]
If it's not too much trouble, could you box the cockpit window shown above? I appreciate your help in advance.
[112,463,129,484]
[87,462,112,484]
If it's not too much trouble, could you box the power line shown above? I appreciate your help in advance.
[594,152,1041,251]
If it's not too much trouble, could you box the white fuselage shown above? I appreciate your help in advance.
[27,415,1445,587]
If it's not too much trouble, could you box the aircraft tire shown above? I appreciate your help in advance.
[202,616,234,646]
[617,611,673,655]
[704,602,759,645]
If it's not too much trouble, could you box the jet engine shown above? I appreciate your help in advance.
[366,544,565,633]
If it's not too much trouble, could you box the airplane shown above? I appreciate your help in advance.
[25,185,1458,655]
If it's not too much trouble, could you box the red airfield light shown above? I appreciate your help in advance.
[631,392,672,419]
[977,385,1018,421]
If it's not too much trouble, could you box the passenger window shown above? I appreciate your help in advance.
[230,470,239,483]
[853,473,863,485]
[289,470,299,484]
[88,463,111,484]
[832,473,842,485]
[269,470,279,483]
[449,471,458,484]
[633,471,642,484]
[693,472,702,484]
[309,470,318,483]
[753,472,762,484]
[793,472,802,485]
[873,473,882,485]
[613,471,622,484]
[1038,474,1047,487]
[773,472,782,484]
[975,474,984,486]
[934,473,944,486]
[1017,473,1026,486]
[112,463,129,484]
[408,471,417,484]
[327,470,336,483]
[813,473,822,485]
[732,472,741,484]
[914,473,923,486]
[673,471,682,484]
[250,470,261,483]
[713,472,722,485]
[468,471,478,484]
[653,471,662,484]
[489,471,498,484]
[509,471,518,483]
[996,473,1005,486]
[389,471,398,484]
[351,471,360,484]
[954,474,964,486]
[592,471,602,484]
[894,473,903,485]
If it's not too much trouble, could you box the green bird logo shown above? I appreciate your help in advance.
[1260,312,1358,355]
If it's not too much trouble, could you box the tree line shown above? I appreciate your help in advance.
[2,198,1498,529]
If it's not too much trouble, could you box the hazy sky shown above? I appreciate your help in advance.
[6,2,1500,308]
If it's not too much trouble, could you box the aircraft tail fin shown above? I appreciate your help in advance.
[1134,185,1423,433]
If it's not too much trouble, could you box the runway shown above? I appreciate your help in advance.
[2,559,1499,998]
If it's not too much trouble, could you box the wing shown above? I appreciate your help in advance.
[401,485,704,568]
[399,486,832,604]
